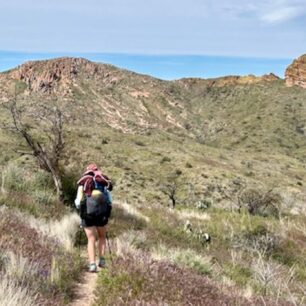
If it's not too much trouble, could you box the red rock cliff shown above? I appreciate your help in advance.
[285,54,306,89]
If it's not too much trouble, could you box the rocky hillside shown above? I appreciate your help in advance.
[0,57,306,200]
[1,57,305,153]
[285,54,306,88]
[1,56,306,305]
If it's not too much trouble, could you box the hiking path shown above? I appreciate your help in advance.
[69,251,98,306]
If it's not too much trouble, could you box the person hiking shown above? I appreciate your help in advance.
[75,163,113,272]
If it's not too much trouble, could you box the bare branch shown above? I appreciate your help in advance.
[0,97,66,202]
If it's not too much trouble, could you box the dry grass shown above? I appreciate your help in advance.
[115,201,150,223]
[0,252,38,306]
[251,254,299,304]
[1,206,80,252]
[152,244,212,275]
[175,208,211,221]
[0,276,35,306]
[26,212,80,251]
[0,206,83,305]
[114,230,147,258]
[280,190,306,216]
[1,251,38,282]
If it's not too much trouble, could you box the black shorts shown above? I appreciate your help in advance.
[81,214,109,228]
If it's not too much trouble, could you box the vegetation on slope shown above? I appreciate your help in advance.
[0,163,84,305]
[0,58,306,305]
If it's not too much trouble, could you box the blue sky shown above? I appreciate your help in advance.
[0,0,305,79]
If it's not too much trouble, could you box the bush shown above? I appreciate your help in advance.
[234,224,280,256]
[185,162,193,168]
[134,140,146,146]
[238,188,281,218]
[95,264,146,305]
[160,156,171,163]
[223,263,252,286]
[195,199,212,210]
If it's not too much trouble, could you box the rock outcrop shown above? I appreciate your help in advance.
[10,57,104,94]
[285,54,306,88]
[177,73,279,90]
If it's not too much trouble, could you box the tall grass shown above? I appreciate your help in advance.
[0,252,38,306]
[0,277,35,306]
[27,212,80,251]
[0,162,66,218]
[115,201,150,223]
[175,208,211,221]
[1,163,53,194]
[152,244,212,275]
[0,207,84,305]
[1,251,38,282]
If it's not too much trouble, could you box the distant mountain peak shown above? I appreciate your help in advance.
[9,57,109,94]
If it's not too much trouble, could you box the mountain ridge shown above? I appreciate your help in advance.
[0,58,305,151]
[0,57,282,95]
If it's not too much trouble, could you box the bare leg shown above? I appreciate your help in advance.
[97,226,107,257]
[84,227,96,263]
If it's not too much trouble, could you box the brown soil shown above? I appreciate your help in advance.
[69,270,98,306]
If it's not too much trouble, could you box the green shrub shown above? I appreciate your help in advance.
[160,156,171,163]
[34,190,54,205]
[94,268,145,305]
[185,162,193,168]
[134,140,146,146]
[1,163,54,195]
[223,264,252,286]
[195,199,212,210]
[62,172,79,204]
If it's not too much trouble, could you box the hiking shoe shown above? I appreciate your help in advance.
[89,263,97,273]
[98,256,106,268]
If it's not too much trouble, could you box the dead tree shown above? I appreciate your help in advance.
[1,99,65,201]
[161,181,178,208]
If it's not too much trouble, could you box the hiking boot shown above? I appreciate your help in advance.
[98,256,106,268]
[89,263,97,273]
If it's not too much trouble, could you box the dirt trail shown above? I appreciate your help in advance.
[69,251,98,306]
[69,271,98,306]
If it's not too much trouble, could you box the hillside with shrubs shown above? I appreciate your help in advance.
[0,57,306,305]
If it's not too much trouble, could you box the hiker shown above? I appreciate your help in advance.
[75,163,113,272]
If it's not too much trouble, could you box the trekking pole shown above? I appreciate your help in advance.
[78,224,83,253]
[106,231,113,263]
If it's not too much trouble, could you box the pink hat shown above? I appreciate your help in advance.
[86,163,98,171]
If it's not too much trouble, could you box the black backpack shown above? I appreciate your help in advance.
[80,180,112,219]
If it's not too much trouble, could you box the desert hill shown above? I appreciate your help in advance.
[0,56,306,305]
[1,57,305,152]
[0,56,306,205]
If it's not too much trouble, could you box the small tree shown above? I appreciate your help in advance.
[161,181,178,208]
[1,97,65,201]
[161,171,182,208]
[238,188,281,218]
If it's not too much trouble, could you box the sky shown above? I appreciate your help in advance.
[0,0,305,79]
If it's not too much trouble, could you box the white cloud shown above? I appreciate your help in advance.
[214,0,306,24]
[261,6,303,23]
[0,0,305,57]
